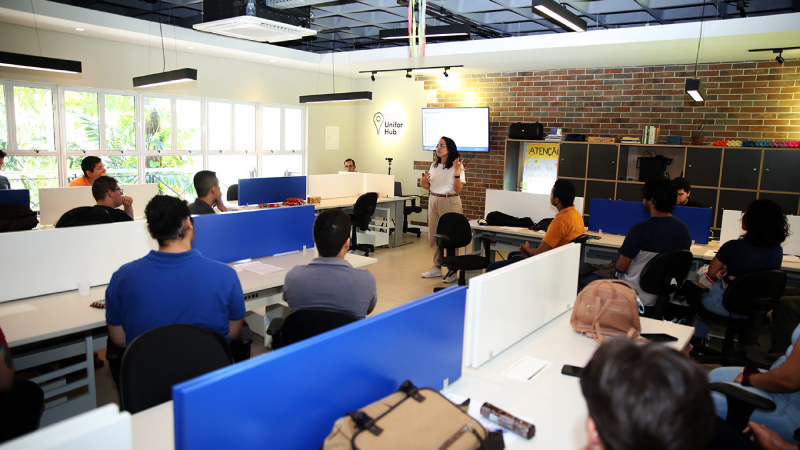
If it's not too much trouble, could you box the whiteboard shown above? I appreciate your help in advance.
[484,189,584,222]
[39,184,158,226]
[720,209,800,257]
[465,243,580,368]
[0,221,157,303]
[521,142,560,195]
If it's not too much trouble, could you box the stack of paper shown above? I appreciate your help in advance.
[232,262,285,275]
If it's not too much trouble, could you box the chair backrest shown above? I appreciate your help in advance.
[722,270,787,317]
[571,234,589,265]
[227,184,239,201]
[55,206,113,228]
[639,250,694,296]
[394,182,403,197]
[274,308,359,350]
[436,212,473,249]
[119,324,233,414]
[352,192,378,230]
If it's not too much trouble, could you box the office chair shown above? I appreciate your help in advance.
[433,212,495,292]
[691,270,787,367]
[118,324,234,414]
[571,234,590,274]
[349,192,379,256]
[394,182,421,238]
[227,184,238,202]
[266,307,359,350]
[638,250,694,320]
[708,383,776,433]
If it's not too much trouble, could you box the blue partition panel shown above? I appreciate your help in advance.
[172,287,467,450]
[0,189,29,207]
[238,176,306,206]
[588,199,713,244]
[192,206,315,263]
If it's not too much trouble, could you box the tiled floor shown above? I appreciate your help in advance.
[95,232,449,408]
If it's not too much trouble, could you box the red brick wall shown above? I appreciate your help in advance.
[411,59,800,221]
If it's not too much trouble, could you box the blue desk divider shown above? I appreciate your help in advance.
[192,206,315,263]
[588,199,713,244]
[238,176,306,206]
[0,189,29,207]
[172,286,467,450]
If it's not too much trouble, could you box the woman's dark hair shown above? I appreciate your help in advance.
[741,199,790,247]
[434,136,460,170]
[145,195,192,247]
[581,339,714,450]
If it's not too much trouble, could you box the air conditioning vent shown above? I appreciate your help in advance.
[193,16,317,43]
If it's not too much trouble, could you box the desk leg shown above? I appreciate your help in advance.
[391,199,412,248]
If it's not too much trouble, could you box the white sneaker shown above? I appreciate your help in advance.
[422,266,443,278]
[443,270,458,283]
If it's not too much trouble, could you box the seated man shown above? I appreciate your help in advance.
[0,150,10,190]
[581,338,715,450]
[579,179,691,309]
[0,325,44,443]
[344,158,357,173]
[55,176,134,227]
[188,170,227,215]
[283,209,377,318]
[105,195,245,348]
[487,179,584,271]
[673,177,703,208]
[68,156,106,187]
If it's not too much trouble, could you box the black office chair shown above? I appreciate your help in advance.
[691,270,787,367]
[705,383,776,450]
[118,324,234,414]
[638,250,694,320]
[433,212,494,292]
[227,184,238,202]
[394,182,422,238]
[266,308,359,350]
[349,192,379,256]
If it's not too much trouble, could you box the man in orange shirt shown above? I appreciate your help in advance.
[486,179,585,271]
[68,156,106,187]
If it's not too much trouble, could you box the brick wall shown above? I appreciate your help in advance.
[411,59,800,222]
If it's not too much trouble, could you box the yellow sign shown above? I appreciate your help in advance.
[525,143,559,159]
[522,143,560,194]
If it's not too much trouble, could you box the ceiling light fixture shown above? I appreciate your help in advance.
[0,2,82,73]
[359,65,463,78]
[685,0,707,102]
[299,33,372,104]
[134,16,197,88]
[443,67,449,77]
[749,47,800,65]
[187,46,195,49]
[75,28,85,31]
[379,24,471,41]
[371,72,376,81]
[406,70,412,78]
[532,0,587,33]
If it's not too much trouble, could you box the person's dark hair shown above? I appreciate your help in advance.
[193,170,219,198]
[672,177,692,193]
[314,209,351,257]
[80,156,102,177]
[741,199,790,247]
[344,158,356,166]
[581,339,714,450]
[642,179,677,213]
[91,176,119,201]
[145,195,192,247]
[0,149,6,158]
[552,179,576,207]
[434,136,460,170]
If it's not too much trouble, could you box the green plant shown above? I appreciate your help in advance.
[692,123,705,137]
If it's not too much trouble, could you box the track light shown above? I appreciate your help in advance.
[443,67,449,77]
[749,46,800,65]
[371,72,376,81]
[406,70,412,79]
[776,51,785,64]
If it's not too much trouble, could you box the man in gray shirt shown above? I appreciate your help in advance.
[282,209,377,318]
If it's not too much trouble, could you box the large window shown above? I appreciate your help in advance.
[0,79,306,210]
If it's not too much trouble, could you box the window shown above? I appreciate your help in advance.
[208,102,231,151]
[262,106,280,152]
[67,155,138,185]
[284,108,302,152]
[234,104,256,151]
[208,155,257,197]
[144,97,171,151]
[3,156,58,210]
[64,90,99,151]
[105,94,135,151]
[14,86,55,151]
[0,85,6,150]
[262,154,303,178]
[177,99,201,151]
[144,155,203,201]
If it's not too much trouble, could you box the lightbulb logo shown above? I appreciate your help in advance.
[373,112,384,135]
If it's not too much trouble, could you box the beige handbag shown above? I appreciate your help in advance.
[570,279,642,343]
[323,381,504,450]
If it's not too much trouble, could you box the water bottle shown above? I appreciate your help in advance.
[246,0,255,16]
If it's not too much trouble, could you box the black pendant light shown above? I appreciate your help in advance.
[299,33,371,104]
[133,15,197,88]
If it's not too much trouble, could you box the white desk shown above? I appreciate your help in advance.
[130,312,694,450]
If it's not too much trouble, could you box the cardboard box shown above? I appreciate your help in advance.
[307,196,321,204]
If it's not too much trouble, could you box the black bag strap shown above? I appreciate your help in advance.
[398,380,425,402]
[346,411,383,436]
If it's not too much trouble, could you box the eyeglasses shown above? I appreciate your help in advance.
[114,188,124,195]
[436,143,447,148]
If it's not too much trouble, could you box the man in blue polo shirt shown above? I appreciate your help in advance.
[105,195,245,347]
[283,209,377,318]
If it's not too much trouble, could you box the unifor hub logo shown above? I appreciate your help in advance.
[373,112,403,135]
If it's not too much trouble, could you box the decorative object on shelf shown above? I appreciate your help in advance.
[666,136,682,145]
[642,126,660,144]
[691,123,705,145]
[727,140,742,147]
[712,140,729,147]
[740,140,800,148]
[589,136,615,143]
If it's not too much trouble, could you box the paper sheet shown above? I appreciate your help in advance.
[704,250,717,257]
[502,356,551,383]
[783,255,800,264]
[233,262,285,276]
[444,393,521,447]
[0,303,36,317]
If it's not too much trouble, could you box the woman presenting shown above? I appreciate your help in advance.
[420,136,466,283]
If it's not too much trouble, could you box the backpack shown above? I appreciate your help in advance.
[570,279,642,343]
[55,206,113,228]
[530,218,554,232]
[0,203,39,232]
[485,211,534,228]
